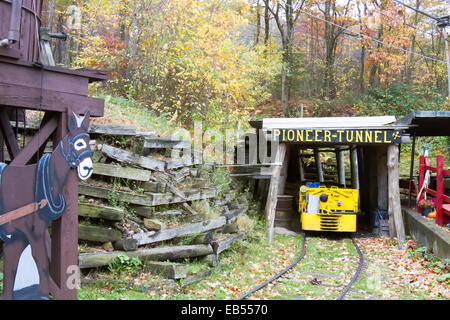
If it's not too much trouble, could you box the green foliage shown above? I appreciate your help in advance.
[211,167,232,198]
[355,84,449,117]
[107,254,143,275]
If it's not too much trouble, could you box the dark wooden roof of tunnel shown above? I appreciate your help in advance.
[395,111,450,137]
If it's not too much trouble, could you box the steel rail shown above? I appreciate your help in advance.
[236,233,365,300]
[235,232,308,300]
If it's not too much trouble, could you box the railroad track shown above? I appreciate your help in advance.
[236,233,365,300]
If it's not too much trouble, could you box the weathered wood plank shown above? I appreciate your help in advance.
[143,137,190,149]
[78,184,153,206]
[78,184,217,207]
[223,208,245,224]
[180,268,215,285]
[113,239,138,252]
[211,233,246,255]
[168,167,191,182]
[79,183,216,207]
[153,210,183,216]
[78,203,124,221]
[78,224,122,243]
[78,244,214,268]
[89,123,136,136]
[92,162,151,181]
[148,188,217,206]
[143,218,166,231]
[265,143,287,243]
[98,143,166,171]
[133,216,226,246]
[166,157,193,169]
[128,204,154,218]
[144,261,187,279]
[142,181,166,193]
[181,202,197,215]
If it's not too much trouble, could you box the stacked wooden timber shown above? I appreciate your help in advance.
[69,123,249,282]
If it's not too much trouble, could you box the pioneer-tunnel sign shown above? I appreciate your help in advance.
[272,128,402,144]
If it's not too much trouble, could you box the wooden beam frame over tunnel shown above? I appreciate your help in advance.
[252,117,407,248]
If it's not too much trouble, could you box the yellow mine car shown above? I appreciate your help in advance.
[299,185,358,232]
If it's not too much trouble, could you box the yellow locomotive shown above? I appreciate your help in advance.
[298,184,358,232]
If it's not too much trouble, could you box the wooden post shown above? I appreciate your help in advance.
[387,144,405,249]
[357,147,369,223]
[376,147,388,211]
[314,148,324,183]
[436,155,444,226]
[350,146,359,189]
[278,144,290,195]
[408,129,416,208]
[336,147,346,187]
[265,143,287,243]
[49,111,78,299]
[0,131,3,162]
[365,147,378,227]
[418,155,425,215]
[299,149,305,183]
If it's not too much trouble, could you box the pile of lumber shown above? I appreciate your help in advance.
[72,123,249,282]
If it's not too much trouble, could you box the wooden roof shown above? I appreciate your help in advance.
[395,111,450,137]
[250,116,407,130]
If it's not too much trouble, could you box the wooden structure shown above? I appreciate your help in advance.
[248,116,409,248]
[396,111,450,225]
[0,0,107,299]
[418,155,450,226]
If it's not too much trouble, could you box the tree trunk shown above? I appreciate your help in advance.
[405,0,421,84]
[356,0,366,94]
[322,0,337,99]
[281,62,288,116]
[264,0,270,45]
[255,0,261,45]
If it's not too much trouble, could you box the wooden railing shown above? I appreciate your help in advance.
[418,155,450,226]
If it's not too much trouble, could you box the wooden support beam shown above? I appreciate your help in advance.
[350,146,359,189]
[49,112,78,300]
[0,109,20,159]
[314,148,324,183]
[299,149,305,182]
[377,147,388,211]
[387,144,405,249]
[336,148,346,187]
[265,143,287,243]
[278,144,290,195]
[10,114,57,166]
[0,84,104,117]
